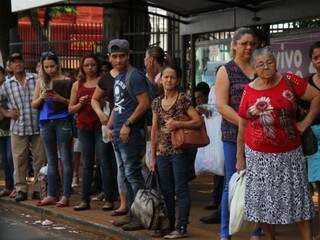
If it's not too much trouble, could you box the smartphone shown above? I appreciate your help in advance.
[46,89,55,95]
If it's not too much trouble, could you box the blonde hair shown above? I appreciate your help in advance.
[38,52,62,92]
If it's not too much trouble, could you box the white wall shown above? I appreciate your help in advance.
[11,0,63,12]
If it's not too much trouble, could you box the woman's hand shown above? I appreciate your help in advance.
[79,95,89,105]
[296,120,310,134]
[165,119,180,131]
[148,157,156,172]
[236,153,246,173]
[48,91,66,103]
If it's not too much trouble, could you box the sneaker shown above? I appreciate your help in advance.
[92,192,105,201]
[121,220,144,231]
[164,226,188,239]
[15,191,28,202]
[112,215,131,227]
[71,177,79,188]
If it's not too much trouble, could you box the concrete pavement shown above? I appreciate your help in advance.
[0,176,319,240]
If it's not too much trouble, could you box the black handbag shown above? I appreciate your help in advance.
[302,127,318,155]
[130,172,169,230]
[284,74,318,155]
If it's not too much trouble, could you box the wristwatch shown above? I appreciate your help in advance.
[124,119,133,128]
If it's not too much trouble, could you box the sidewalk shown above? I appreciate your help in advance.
[0,176,319,240]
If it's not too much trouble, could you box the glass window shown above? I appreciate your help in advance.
[195,40,231,87]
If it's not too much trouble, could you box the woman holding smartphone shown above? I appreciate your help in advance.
[32,51,73,207]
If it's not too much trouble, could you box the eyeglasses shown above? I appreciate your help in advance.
[255,60,275,69]
[238,41,257,47]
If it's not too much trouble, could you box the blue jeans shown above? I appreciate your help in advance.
[40,119,73,198]
[0,136,14,190]
[78,127,118,202]
[113,129,145,207]
[220,141,237,239]
[157,153,190,228]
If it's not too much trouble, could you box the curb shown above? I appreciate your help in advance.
[0,197,151,240]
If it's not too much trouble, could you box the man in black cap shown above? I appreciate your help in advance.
[0,53,45,202]
[104,39,150,231]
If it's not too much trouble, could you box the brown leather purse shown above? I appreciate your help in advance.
[171,115,210,150]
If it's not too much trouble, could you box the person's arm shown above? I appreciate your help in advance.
[68,81,83,114]
[236,117,248,172]
[126,92,150,125]
[166,105,202,131]
[119,92,150,143]
[91,85,109,125]
[105,110,115,141]
[215,66,240,126]
[32,80,45,109]
[297,84,320,133]
[149,111,158,172]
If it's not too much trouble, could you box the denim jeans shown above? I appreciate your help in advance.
[157,153,191,228]
[220,141,261,239]
[0,136,14,190]
[220,141,237,239]
[113,129,145,207]
[78,127,118,203]
[40,119,73,198]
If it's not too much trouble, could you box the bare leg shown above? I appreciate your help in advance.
[116,192,128,212]
[260,223,275,240]
[297,220,312,240]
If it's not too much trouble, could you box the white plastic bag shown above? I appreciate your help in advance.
[228,172,240,208]
[229,170,246,235]
[194,114,225,176]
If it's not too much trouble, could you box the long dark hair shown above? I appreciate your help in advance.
[77,54,101,83]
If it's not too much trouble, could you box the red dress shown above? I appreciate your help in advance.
[238,73,307,153]
[76,81,100,129]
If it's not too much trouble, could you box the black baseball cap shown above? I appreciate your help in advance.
[8,53,23,63]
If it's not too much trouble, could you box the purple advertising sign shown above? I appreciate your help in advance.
[270,32,320,78]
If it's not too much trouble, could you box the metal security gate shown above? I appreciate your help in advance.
[10,8,180,73]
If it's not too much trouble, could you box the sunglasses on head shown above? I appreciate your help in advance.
[41,51,56,58]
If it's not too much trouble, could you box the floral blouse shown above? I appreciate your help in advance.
[151,93,192,156]
[238,73,308,153]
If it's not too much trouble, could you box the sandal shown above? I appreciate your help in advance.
[111,209,128,216]
[37,197,57,207]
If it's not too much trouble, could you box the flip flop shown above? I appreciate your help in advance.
[36,200,56,207]
[56,201,69,208]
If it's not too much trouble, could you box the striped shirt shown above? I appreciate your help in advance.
[0,73,40,136]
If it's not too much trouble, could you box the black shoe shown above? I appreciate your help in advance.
[15,191,27,202]
[204,202,219,210]
[31,191,41,200]
[200,210,220,224]
[121,220,144,231]
[151,228,174,238]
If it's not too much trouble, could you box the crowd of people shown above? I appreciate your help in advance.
[0,28,319,240]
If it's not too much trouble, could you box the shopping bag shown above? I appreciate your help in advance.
[130,172,169,230]
[228,172,240,208]
[194,114,224,176]
[229,170,246,235]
